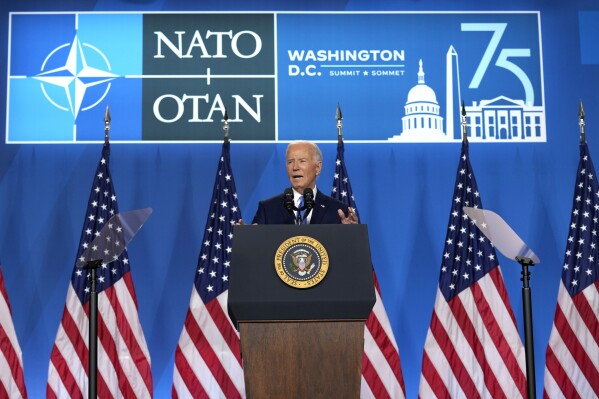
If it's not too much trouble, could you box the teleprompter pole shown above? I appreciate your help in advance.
[83,259,102,399]
[516,256,536,399]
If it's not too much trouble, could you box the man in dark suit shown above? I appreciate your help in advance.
[246,141,358,225]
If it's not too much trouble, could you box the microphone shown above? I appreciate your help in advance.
[303,188,315,212]
[283,187,296,217]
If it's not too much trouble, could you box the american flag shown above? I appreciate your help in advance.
[419,141,527,398]
[172,140,245,398]
[543,141,599,398]
[0,265,28,398]
[47,142,153,398]
[331,138,407,399]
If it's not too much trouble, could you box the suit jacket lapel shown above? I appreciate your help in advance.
[310,190,327,224]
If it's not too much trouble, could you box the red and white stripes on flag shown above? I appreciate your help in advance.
[172,140,245,398]
[47,142,152,398]
[172,289,244,398]
[419,141,527,398]
[360,273,406,399]
[419,268,528,398]
[543,142,599,398]
[544,283,599,398]
[0,265,27,399]
[331,137,406,398]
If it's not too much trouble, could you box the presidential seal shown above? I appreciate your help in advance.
[274,236,329,289]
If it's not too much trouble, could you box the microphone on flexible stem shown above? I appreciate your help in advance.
[302,188,315,223]
[283,187,297,222]
[303,188,315,212]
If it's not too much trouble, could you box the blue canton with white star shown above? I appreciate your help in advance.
[439,142,500,301]
[195,141,242,303]
[331,139,359,220]
[562,143,599,296]
[71,143,129,303]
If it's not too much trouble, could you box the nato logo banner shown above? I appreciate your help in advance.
[7,12,275,143]
[8,13,143,143]
[7,12,543,144]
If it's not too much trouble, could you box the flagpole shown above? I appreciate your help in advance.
[85,106,111,399]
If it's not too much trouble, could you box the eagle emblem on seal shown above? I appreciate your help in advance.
[291,249,315,276]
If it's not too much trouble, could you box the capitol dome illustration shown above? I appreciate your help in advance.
[390,59,447,142]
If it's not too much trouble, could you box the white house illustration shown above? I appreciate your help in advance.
[464,96,545,141]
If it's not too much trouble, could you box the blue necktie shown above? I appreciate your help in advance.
[297,196,308,224]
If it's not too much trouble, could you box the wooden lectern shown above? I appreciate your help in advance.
[228,224,375,399]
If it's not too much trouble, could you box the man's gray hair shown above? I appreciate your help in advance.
[286,140,322,163]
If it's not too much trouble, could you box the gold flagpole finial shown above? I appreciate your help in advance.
[461,100,468,143]
[336,103,343,141]
[223,108,229,143]
[579,100,586,143]
[104,106,111,143]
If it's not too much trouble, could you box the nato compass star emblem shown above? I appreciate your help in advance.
[33,35,118,118]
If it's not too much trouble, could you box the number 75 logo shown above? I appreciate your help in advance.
[462,23,534,106]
